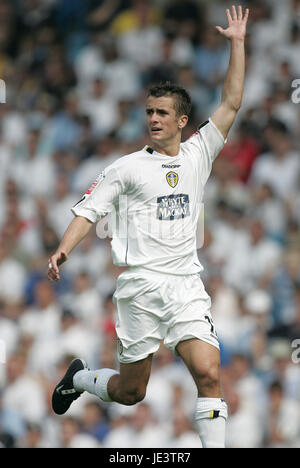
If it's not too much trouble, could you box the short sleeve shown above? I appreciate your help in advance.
[71,161,127,223]
[188,118,226,161]
[183,118,227,185]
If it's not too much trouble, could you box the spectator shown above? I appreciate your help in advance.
[225,387,264,448]
[79,75,119,138]
[17,422,51,448]
[47,90,83,152]
[237,289,273,371]
[81,401,110,443]
[226,353,267,414]
[163,0,203,43]
[0,238,26,302]
[0,389,26,443]
[2,349,47,425]
[66,271,104,330]
[110,0,161,36]
[165,407,201,448]
[270,248,300,325]
[250,183,287,243]
[250,121,300,201]
[57,308,100,365]
[125,402,167,448]
[194,26,229,89]
[263,380,300,448]
[268,283,300,342]
[217,120,260,183]
[59,416,101,448]
[223,217,282,294]
[266,339,300,403]
[47,174,79,239]
[72,134,121,194]
[19,279,61,341]
[10,129,56,198]
[114,0,164,72]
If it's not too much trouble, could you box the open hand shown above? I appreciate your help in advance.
[216,5,249,40]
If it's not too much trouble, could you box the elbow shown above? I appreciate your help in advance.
[222,94,243,113]
[226,100,242,113]
[233,98,242,112]
[233,104,241,113]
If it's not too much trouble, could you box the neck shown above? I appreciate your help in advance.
[151,138,181,157]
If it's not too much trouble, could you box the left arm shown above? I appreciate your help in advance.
[211,5,249,140]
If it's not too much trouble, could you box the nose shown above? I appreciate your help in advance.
[150,112,159,124]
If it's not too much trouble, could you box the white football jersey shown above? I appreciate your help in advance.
[72,118,225,275]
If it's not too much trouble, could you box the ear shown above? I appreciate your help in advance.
[178,115,188,129]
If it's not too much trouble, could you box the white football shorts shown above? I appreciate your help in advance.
[113,268,219,363]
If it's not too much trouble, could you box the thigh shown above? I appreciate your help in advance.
[114,272,168,363]
[164,274,220,354]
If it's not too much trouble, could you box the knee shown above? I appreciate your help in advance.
[120,386,146,406]
[193,362,220,391]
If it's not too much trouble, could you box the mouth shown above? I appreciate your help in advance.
[151,127,162,135]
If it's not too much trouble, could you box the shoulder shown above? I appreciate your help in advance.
[108,149,146,168]
[103,149,147,187]
[182,120,210,146]
[103,149,144,175]
[181,118,226,164]
[183,119,225,147]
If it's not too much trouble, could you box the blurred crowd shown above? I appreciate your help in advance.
[0,0,300,449]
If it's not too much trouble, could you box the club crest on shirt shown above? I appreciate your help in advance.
[166,171,178,188]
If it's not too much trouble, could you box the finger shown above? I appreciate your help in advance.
[48,258,59,275]
[226,8,232,24]
[216,26,225,35]
[50,267,60,280]
[47,269,59,282]
[48,259,61,282]
[232,5,237,21]
[243,8,249,23]
[238,5,243,21]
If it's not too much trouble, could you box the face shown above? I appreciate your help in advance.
[146,95,187,147]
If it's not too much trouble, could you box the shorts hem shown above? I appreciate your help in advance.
[117,350,157,364]
[166,334,220,356]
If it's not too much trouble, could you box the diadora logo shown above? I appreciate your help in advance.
[166,171,178,188]
[162,164,181,169]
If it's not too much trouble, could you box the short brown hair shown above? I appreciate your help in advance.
[147,82,192,117]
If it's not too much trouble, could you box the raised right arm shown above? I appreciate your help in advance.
[47,215,93,282]
[211,5,249,140]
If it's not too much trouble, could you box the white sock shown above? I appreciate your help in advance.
[73,368,119,402]
[194,397,228,448]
